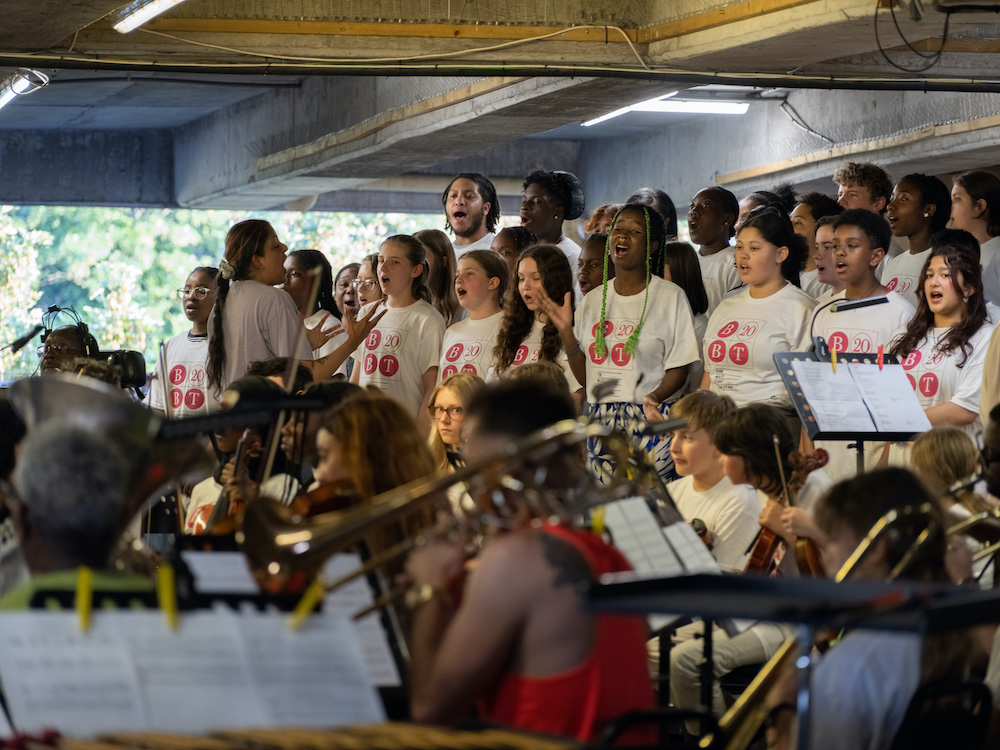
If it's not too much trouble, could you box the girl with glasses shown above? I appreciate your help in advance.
[427,372,485,473]
[354,254,385,307]
[150,266,220,418]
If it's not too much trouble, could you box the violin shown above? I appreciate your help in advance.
[744,441,828,577]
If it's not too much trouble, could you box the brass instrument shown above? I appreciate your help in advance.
[240,417,674,598]
[7,374,214,560]
[703,502,941,750]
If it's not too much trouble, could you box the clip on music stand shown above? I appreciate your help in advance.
[774,345,928,475]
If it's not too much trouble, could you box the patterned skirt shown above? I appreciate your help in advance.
[587,400,679,486]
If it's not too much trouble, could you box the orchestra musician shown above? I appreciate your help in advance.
[403,381,654,742]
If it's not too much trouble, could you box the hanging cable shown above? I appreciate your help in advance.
[874,0,951,74]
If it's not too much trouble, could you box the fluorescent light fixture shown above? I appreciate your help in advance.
[0,68,49,112]
[112,0,189,33]
[583,93,749,126]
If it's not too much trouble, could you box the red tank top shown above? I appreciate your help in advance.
[477,523,654,743]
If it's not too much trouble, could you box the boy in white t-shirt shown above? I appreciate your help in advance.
[665,391,761,571]
[812,209,916,480]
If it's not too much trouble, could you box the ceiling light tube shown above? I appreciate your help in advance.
[583,95,748,126]
[0,68,49,112]
[112,0,189,34]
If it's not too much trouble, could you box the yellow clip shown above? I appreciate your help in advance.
[157,564,179,630]
[830,345,837,374]
[591,505,606,537]
[289,577,325,631]
[76,566,93,632]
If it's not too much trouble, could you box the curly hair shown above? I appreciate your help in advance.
[796,192,843,222]
[584,203,623,234]
[832,209,891,257]
[833,162,894,213]
[414,229,460,325]
[523,169,578,216]
[441,173,501,234]
[739,206,809,286]
[207,219,274,395]
[890,229,988,367]
[492,244,574,376]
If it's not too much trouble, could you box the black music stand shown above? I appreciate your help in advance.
[774,349,926,475]
[586,572,1000,749]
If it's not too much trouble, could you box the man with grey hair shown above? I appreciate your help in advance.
[0,422,153,608]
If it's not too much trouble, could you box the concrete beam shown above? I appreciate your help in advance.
[1,0,122,49]
[0,129,173,206]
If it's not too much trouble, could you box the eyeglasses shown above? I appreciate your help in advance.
[37,344,82,358]
[430,405,464,420]
[177,287,212,300]
[352,279,379,291]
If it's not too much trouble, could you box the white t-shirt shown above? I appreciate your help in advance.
[812,291,915,356]
[799,268,829,300]
[685,313,708,395]
[698,247,741,316]
[811,292,915,481]
[556,235,583,302]
[899,322,995,438]
[354,299,446,415]
[881,249,931,309]
[452,232,496,257]
[305,309,349,377]
[667,474,761,571]
[439,311,502,382]
[704,283,817,407]
[504,319,582,393]
[981,236,1000,307]
[574,276,700,404]
[209,281,311,393]
[149,333,221,417]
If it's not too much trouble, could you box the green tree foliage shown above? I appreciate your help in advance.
[1,207,440,381]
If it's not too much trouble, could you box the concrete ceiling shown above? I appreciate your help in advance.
[3,0,1000,211]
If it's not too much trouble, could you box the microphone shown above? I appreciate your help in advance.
[808,295,889,355]
[8,325,43,354]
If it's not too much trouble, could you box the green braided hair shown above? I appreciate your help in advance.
[595,203,665,357]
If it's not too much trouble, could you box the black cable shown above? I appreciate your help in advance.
[874,0,951,74]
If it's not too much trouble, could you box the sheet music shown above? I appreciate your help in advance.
[181,551,259,594]
[238,612,386,726]
[0,613,147,736]
[848,364,931,433]
[604,497,683,577]
[789,360,876,432]
[322,553,402,687]
[104,610,270,732]
[662,522,721,574]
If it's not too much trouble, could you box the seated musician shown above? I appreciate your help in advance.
[0,422,153,608]
[403,381,654,742]
[768,468,983,750]
[38,324,101,375]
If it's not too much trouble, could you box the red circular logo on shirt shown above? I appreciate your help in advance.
[513,345,529,365]
[365,330,381,350]
[185,389,205,410]
[610,343,630,367]
[828,332,849,352]
[170,389,184,410]
[917,372,939,398]
[718,321,739,338]
[707,340,727,363]
[169,364,187,385]
[190,366,207,386]
[728,343,749,365]
[907,374,916,389]
[901,351,922,370]
[886,278,898,292]
[363,353,378,375]
[442,365,458,379]
[737,322,758,340]
[589,343,608,365]
[445,343,464,363]
[852,334,873,353]
[379,355,399,377]
[592,320,614,337]
[461,364,478,375]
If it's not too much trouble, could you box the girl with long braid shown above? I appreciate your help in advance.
[207,220,382,395]
[544,203,700,482]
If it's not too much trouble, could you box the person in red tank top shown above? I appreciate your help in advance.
[404,381,654,743]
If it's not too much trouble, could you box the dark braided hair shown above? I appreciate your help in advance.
[287,249,336,317]
[207,219,274,395]
[441,173,501,234]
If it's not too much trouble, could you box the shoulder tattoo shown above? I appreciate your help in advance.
[537,532,594,589]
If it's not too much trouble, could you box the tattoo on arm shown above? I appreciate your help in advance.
[537,532,594,589]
